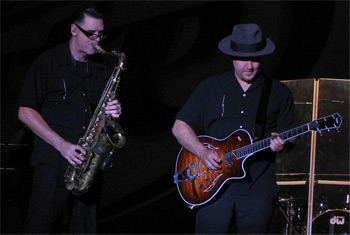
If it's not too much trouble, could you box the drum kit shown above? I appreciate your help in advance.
[277,194,349,234]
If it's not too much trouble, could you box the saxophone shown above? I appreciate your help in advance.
[64,45,126,195]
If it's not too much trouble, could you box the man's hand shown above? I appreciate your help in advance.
[199,149,222,171]
[57,140,86,165]
[105,99,122,118]
[18,107,88,165]
[269,132,286,152]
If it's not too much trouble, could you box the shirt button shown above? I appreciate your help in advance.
[83,126,86,130]
[240,125,243,128]
[83,93,86,96]
[85,109,88,112]
[243,94,246,97]
[241,110,244,114]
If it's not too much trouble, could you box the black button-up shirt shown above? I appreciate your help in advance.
[18,42,110,170]
[176,69,300,197]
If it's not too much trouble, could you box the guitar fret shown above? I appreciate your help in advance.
[292,129,297,136]
[259,141,263,149]
[258,141,263,150]
[264,139,270,148]
[237,149,242,157]
[279,124,309,141]
[249,145,253,154]
[287,131,292,138]
[253,142,258,152]
[239,149,243,158]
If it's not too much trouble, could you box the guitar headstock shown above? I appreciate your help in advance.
[309,113,342,135]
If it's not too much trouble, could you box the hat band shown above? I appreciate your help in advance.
[230,40,266,53]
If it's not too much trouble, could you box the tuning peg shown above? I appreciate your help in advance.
[324,125,331,133]
[316,128,323,136]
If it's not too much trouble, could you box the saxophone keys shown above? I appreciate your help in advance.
[86,136,93,143]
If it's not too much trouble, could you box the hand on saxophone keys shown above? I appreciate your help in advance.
[105,99,122,118]
[56,139,86,165]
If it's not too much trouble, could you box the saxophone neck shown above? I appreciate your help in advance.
[94,45,126,63]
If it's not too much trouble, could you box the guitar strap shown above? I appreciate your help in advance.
[254,76,272,141]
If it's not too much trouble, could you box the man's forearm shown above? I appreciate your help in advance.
[172,119,207,158]
[18,106,65,150]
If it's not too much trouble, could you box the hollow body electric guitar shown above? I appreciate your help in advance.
[174,113,342,208]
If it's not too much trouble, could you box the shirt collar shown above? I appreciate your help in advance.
[221,68,266,92]
[71,55,77,67]
[55,42,86,67]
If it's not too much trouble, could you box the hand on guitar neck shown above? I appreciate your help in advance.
[270,132,297,153]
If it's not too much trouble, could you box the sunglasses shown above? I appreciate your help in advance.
[74,24,107,40]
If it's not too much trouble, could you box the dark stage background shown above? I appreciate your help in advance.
[1,1,349,234]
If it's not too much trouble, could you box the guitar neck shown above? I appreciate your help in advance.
[233,124,310,159]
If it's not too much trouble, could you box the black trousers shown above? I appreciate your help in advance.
[23,164,99,234]
[195,184,276,234]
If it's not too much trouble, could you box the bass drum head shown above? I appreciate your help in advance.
[313,209,349,234]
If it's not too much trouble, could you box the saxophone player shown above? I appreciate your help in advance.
[17,5,120,233]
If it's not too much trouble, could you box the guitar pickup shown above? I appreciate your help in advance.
[224,151,233,165]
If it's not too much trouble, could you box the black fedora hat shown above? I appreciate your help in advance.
[218,23,275,57]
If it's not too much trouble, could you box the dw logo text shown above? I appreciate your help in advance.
[330,216,345,225]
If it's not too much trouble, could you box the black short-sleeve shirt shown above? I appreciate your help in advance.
[176,69,300,197]
[17,42,110,170]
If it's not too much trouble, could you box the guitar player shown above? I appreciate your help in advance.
[172,23,300,234]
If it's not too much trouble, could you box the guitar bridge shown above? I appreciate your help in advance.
[174,161,202,183]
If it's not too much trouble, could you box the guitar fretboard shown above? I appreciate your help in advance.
[233,124,310,159]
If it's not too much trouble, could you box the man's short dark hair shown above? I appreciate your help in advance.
[70,5,104,25]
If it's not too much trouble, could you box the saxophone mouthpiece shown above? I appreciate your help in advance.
[94,44,105,54]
